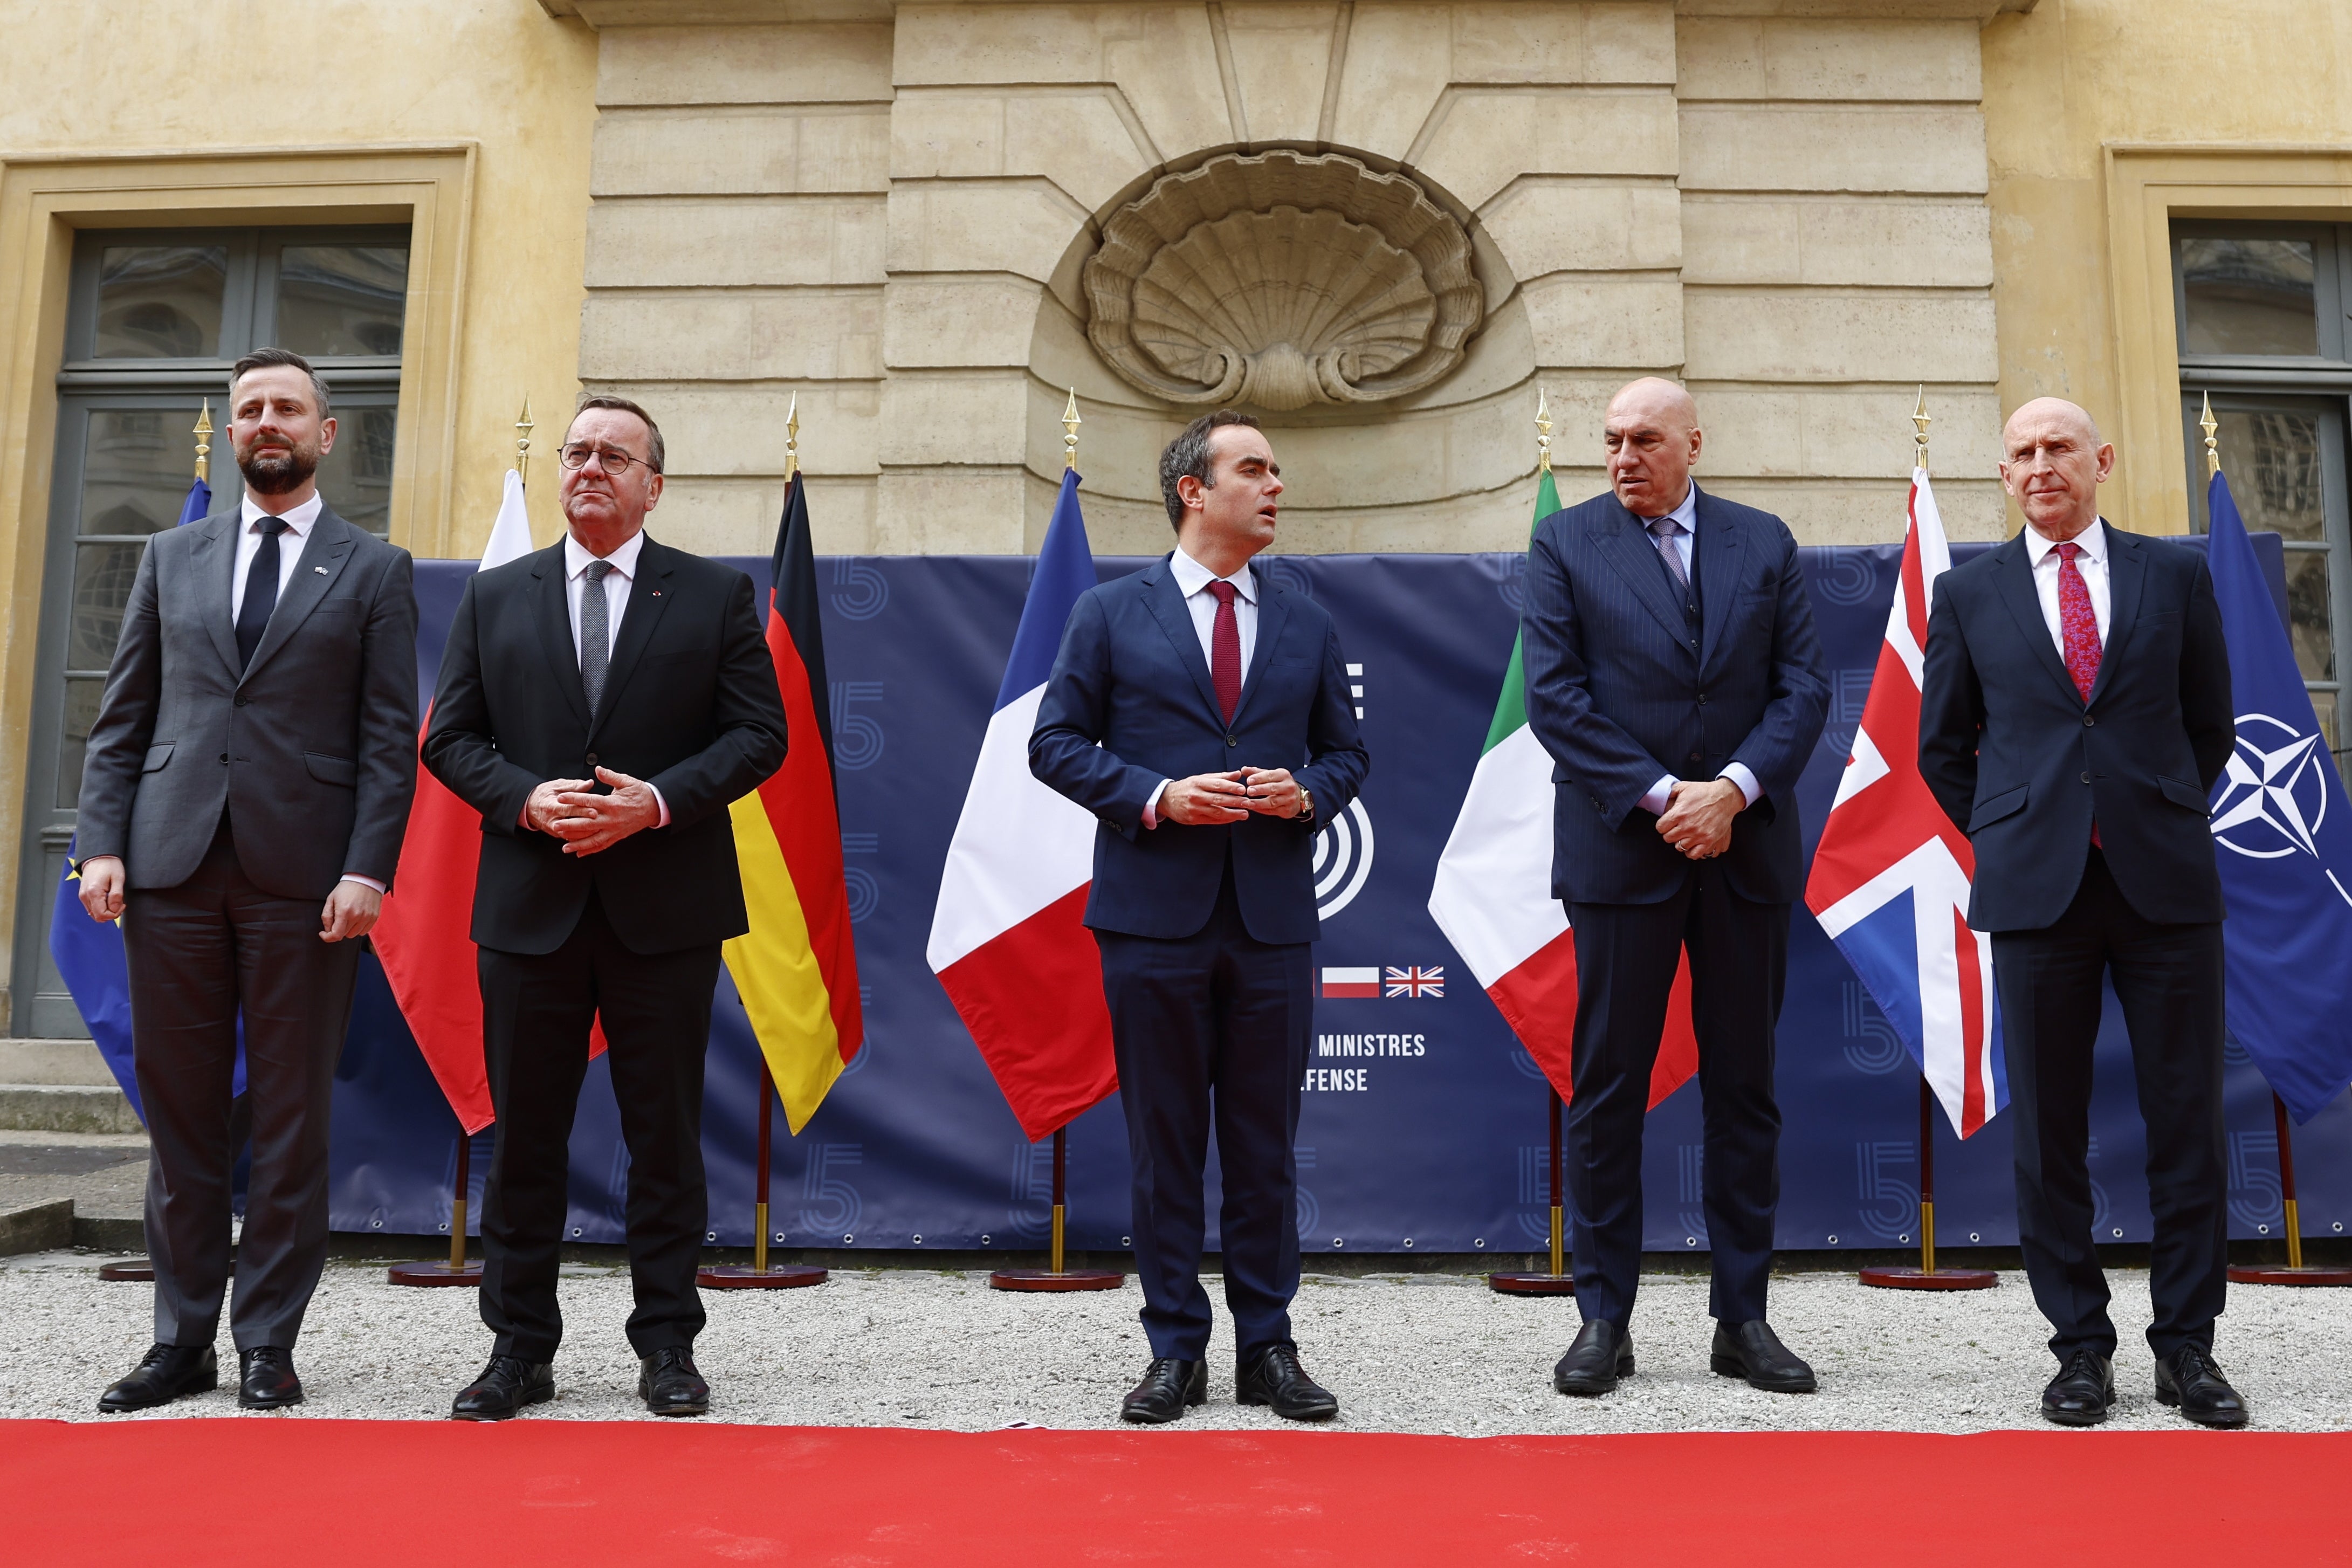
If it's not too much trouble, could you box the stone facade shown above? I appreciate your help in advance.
[574,2,2013,555]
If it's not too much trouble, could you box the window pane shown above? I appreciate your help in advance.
[274,245,408,358]
[2181,237,2319,356]
[2215,408,2327,541]
[315,405,396,535]
[2284,547,2334,682]
[2313,689,2340,753]
[93,245,227,359]
[79,409,203,537]
[68,542,146,672]
[56,677,102,810]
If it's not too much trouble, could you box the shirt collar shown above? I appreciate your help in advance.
[565,528,647,581]
[239,491,324,538]
[1629,482,1701,536]
[2024,518,2107,567]
[1170,545,1257,604]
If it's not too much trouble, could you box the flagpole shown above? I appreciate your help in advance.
[699,1057,828,1289]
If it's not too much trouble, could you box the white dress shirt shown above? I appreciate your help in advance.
[556,529,667,827]
[1629,484,1762,816]
[234,492,390,894]
[2022,517,2112,658]
[1143,547,1261,829]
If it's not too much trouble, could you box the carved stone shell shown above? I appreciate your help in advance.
[1084,150,1481,412]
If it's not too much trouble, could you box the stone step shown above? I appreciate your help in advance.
[0,1198,73,1256]
[0,1083,140,1135]
[0,1039,109,1085]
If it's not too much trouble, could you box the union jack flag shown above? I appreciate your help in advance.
[1385,965,1444,999]
[1804,471,2007,1138]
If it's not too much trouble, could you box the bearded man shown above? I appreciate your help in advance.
[75,347,419,1413]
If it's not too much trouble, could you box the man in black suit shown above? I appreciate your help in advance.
[1522,377,1828,1398]
[424,394,788,1420]
[1920,397,2242,1428]
[77,348,418,1413]
[1031,410,1368,1424]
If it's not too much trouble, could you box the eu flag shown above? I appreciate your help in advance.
[2205,471,2352,1123]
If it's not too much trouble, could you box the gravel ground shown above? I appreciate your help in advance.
[6,1250,2349,1433]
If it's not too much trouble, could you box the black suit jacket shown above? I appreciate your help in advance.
[1029,554,1368,944]
[1521,486,1829,905]
[422,534,789,955]
[78,503,417,899]
[1918,522,2234,932]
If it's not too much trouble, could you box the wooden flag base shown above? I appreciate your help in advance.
[988,1268,1124,1292]
[388,1259,484,1288]
[97,1259,153,1283]
[700,1263,828,1289]
[1487,1271,1577,1296]
[1859,1264,1996,1290]
[2227,1263,2352,1286]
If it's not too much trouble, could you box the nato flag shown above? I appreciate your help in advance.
[2206,471,2352,1123]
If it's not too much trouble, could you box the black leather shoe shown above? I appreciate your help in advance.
[1236,1345,1339,1422]
[238,1346,304,1410]
[638,1347,710,1416]
[99,1343,218,1413]
[2156,1345,2248,1429]
[2040,1347,2114,1426]
[451,1355,555,1421]
[1120,1357,1207,1424]
[1552,1319,1633,1397]
[1711,1321,1818,1393]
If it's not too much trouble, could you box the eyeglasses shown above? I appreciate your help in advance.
[558,443,658,476]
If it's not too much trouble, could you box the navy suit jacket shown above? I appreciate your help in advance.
[1918,524,2234,932]
[1029,553,1369,944]
[1522,486,1829,905]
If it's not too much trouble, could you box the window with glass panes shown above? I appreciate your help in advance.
[12,226,409,1036]
[2176,222,2352,787]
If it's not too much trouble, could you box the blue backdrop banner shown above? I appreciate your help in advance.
[324,539,2349,1258]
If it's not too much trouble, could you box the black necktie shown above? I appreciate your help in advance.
[236,518,288,671]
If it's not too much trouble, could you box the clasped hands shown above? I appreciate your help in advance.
[525,766,662,855]
[1658,776,1742,861]
[1160,767,1304,826]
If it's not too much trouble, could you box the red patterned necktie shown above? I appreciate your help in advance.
[2055,540,2101,701]
[1208,580,1241,722]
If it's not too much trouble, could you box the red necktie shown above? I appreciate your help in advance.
[2056,540,2102,847]
[1208,580,1241,723]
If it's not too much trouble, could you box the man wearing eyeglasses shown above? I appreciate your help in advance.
[423,394,789,1420]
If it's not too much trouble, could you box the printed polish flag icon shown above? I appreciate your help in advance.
[1322,967,1381,999]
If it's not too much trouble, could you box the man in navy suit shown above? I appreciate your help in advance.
[1030,410,1368,1424]
[1920,397,2242,1428]
[1522,378,1828,1397]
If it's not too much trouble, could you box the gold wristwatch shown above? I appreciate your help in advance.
[1294,787,1316,822]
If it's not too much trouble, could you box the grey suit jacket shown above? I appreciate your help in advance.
[76,501,419,900]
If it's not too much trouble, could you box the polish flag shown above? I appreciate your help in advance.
[926,471,1117,1140]
[1322,967,1381,999]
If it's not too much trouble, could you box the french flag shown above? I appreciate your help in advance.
[926,470,1118,1140]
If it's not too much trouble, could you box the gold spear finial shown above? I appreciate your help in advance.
[192,399,212,485]
[1911,386,1932,475]
[785,390,801,483]
[514,397,534,486]
[1062,388,1082,472]
[1535,386,1552,474]
[2199,390,2220,479]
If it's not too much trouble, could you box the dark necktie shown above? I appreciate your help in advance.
[1207,580,1241,723]
[235,517,288,671]
[580,560,615,717]
[2055,540,2102,846]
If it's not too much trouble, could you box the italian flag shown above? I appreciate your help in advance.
[1427,469,1698,1107]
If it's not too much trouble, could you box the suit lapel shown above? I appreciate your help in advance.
[1693,487,1750,673]
[1991,532,2084,704]
[1226,565,1291,731]
[531,542,593,731]
[196,510,242,677]
[2086,524,2142,709]
[587,535,678,741]
[1590,500,1695,649]
[1142,556,1228,727]
[238,507,357,683]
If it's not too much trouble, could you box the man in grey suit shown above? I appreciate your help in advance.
[74,347,418,1412]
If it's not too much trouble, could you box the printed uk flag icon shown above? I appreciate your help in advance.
[1321,967,1381,999]
[1385,965,1444,999]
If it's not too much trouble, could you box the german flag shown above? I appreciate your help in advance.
[723,473,863,1132]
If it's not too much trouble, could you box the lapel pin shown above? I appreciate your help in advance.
[314,565,329,574]
[650,589,662,597]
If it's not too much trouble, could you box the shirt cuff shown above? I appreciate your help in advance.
[1143,779,1170,829]
[1718,762,1763,808]
[650,783,671,829]
[339,874,386,895]
[1639,774,1677,816]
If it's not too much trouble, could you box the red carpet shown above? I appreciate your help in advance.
[8,1421,2339,1565]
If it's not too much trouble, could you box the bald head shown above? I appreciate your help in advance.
[1603,377,1702,517]
[2000,397,2114,543]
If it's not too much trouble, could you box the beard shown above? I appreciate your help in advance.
[238,436,320,496]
